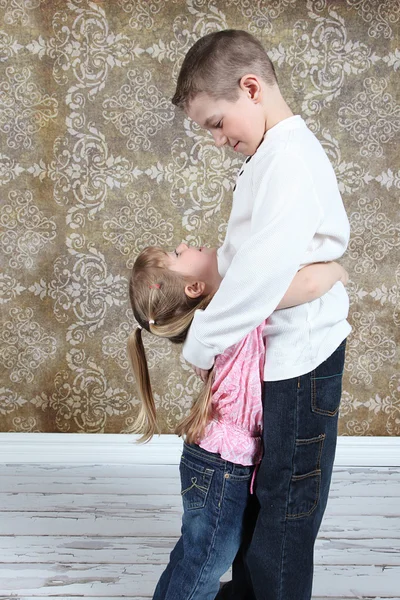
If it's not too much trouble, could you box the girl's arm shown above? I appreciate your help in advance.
[277,262,348,310]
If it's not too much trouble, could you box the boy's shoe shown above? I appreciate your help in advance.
[215,581,233,599]
[215,580,256,600]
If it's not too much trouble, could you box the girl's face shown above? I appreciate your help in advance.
[167,243,222,297]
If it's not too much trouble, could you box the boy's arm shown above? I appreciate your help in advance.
[276,262,348,310]
[182,152,325,370]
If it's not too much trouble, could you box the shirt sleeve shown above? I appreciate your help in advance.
[216,245,229,279]
[182,151,324,369]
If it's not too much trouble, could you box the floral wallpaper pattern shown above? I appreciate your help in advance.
[0,0,399,436]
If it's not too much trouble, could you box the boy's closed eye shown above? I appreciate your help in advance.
[203,115,222,130]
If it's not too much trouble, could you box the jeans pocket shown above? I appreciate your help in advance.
[180,455,214,511]
[286,434,325,519]
[229,463,253,481]
[311,340,346,417]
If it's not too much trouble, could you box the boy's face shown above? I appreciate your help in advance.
[166,242,222,296]
[186,90,266,156]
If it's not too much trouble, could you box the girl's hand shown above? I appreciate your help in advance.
[278,261,350,310]
[336,263,349,286]
[192,365,210,383]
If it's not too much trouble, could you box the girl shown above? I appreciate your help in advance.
[127,242,348,600]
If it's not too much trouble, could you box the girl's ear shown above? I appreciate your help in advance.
[239,74,262,103]
[185,280,206,299]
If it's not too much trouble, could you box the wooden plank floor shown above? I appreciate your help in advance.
[0,464,399,599]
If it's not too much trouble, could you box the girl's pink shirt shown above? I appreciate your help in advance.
[199,321,266,467]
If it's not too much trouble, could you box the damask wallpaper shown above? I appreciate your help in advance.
[0,0,399,436]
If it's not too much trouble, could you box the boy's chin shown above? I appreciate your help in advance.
[239,142,258,157]
[240,150,255,158]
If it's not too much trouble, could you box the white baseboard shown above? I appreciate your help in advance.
[0,433,399,466]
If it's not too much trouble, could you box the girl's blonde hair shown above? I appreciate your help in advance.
[128,246,216,444]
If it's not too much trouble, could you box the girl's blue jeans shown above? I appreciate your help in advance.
[152,442,255,600]
[219,338,348,600]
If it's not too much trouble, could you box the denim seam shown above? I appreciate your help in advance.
[180,456,215,477]
[287,474,322,520]
[279,381,299,600]
[183,444,253,478]
[311,370,340,417]
[187,471,225,600]
[183,444,227,467]
[180,458,214,511]
[218,472,227,508]
[312,371,343,380]
[291,469,321,482]
[181,479,209,495]
[286,434,325,519]
[317,434,325,470]
[296,433,326,445]
[223,472,253,481]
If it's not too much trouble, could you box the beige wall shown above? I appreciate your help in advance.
[0,0,398,435]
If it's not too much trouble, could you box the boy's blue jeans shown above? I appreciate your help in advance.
[153,442,254,600]
[220,338,347,600]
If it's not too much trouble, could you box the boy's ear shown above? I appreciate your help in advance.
[185,280,206,299]
[239,74,262,103]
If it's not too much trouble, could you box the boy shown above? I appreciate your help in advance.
[172,30,351,600]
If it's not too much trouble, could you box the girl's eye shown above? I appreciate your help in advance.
[216,120,222,128]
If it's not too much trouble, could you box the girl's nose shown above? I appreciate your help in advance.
[176,242,188,252]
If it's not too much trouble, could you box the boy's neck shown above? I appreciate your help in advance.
[262,85,294,133]
[265,105,295,132]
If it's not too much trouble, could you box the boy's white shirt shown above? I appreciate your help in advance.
[182,115,352,381]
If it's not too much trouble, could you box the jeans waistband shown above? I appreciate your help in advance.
[183,442,229,467]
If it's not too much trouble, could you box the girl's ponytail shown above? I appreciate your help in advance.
[129,320,216,445]
[127,327,160,443]
[175,367,215,444]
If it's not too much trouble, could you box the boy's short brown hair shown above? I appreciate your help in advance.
[172,29,277,110]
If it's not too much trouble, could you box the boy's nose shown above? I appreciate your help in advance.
[176,242,188,252]
[212,131,227,148]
